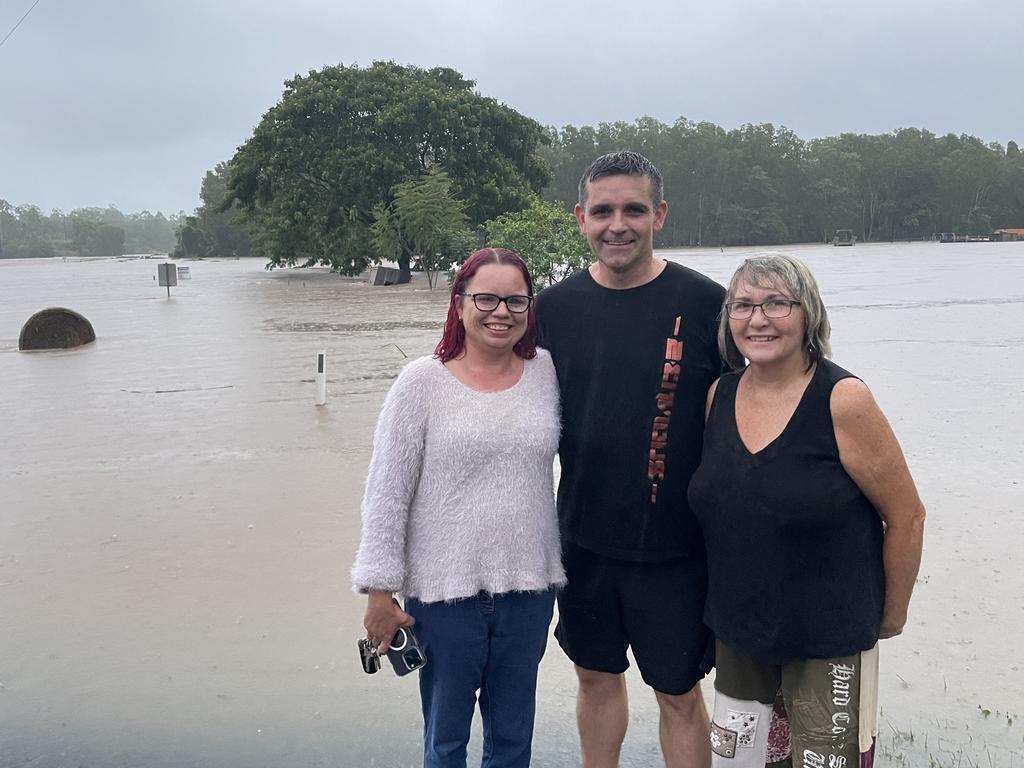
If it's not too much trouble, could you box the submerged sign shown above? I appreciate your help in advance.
[158,263,177,297]
[158,263,178,286]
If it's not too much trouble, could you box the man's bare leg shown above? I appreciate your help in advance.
[576,666,628,768]
[655,682,711,768]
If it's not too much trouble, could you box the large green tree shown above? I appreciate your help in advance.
[371,167,474,289]
[484,197,589,288]
[226,61,550,282]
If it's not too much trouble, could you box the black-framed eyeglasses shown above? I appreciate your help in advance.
[460,293,533,313]
[725,299,801,320]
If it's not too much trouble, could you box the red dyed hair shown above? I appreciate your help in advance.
[434,248,538,362]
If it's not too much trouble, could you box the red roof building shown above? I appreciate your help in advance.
[992,228,1024,241]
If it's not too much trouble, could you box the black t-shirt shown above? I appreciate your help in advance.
[536,262,725,562]
[688,359,885,663]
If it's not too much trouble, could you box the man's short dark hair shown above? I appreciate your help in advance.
[578,151,664,209]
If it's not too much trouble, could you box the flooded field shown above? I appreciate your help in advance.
[2,242,1022,767]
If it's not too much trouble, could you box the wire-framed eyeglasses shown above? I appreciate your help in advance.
[725,299,801,320]
[460,293,533,313]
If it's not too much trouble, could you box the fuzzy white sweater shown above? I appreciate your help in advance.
[350,350,566,603]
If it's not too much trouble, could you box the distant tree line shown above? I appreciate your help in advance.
[11,63,1021,270]
[177,62,1021,279]
[0,200,177,259]
[540,120,1024,246]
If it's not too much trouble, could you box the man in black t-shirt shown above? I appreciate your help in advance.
[536,152,725,767]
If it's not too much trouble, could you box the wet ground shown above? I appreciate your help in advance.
[1,242,1022,767]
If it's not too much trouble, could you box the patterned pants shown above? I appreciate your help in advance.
[709,641,878,768]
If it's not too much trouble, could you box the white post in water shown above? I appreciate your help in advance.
[315,350,327,406]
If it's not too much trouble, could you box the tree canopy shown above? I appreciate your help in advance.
[371,167,474,289]
[226,61,550,281]
[173,163,252,258]
[484,197,589,288]
[541,119,1024,245]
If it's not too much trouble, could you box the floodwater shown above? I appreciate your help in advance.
[1,243,1022,768]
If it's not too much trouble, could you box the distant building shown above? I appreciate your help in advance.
[992,228,1024,242]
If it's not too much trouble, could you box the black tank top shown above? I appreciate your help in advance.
[688,359,885,664]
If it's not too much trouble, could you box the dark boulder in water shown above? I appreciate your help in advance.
[19,307,96,350]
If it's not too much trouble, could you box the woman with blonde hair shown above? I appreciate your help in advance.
[689,253,925,768]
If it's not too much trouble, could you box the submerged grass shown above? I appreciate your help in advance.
[879,711,1020,768]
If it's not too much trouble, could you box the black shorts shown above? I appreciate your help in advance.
[554,540,712,696]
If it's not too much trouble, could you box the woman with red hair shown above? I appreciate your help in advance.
[352,248,565,767]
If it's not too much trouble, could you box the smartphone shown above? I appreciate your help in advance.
[386,625,427,676]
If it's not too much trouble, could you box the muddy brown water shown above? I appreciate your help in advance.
[2,244,1022,767]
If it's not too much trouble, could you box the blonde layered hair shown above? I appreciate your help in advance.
[719,253,832,371]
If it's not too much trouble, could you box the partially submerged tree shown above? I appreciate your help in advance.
[371,168,473,289]
[225,61,549,282]
[484,197,589,288]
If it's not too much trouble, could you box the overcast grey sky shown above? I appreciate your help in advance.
[2,0,1021,215]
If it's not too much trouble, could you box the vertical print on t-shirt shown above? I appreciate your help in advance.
[648,315,684,504]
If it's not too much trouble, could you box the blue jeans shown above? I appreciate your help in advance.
[405,589,556,768]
